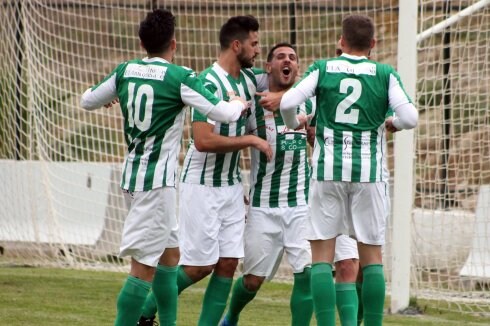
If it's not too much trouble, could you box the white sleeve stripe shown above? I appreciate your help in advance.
[180,84,214,116]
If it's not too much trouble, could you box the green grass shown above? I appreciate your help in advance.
[0,266,489,325]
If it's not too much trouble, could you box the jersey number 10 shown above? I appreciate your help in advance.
[127,82,154,132]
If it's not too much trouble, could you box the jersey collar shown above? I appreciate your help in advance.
[142,57,170,64]
[340,53,368,60]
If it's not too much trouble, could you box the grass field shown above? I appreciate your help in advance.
[1,266,489,325]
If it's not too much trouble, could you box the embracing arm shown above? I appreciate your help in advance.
[192,122,272,161]
[181,72,247,124]
[80,74,118,110]
[388,73,418,130]
[280,70,319,129]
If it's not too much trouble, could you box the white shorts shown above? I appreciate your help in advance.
[243,206,311,280]
[119,187,179,267]
[334,234,359,263]
[178,182,246,266]
[307,180,389,245]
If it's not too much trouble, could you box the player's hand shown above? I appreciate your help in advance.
[104,98,119,108]
[257,91,285,112]
[295,114,308,130]
[385,117,399,133]
[253,136,273,162]
[229,96,250,116]
[243,196,250,206]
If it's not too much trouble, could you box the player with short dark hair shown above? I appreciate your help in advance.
[273,14,418,325]
[222,43,314,326]
[80,8,248,326]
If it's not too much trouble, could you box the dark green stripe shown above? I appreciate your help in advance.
[212,124,229,187]
[200,153,208,185]
[238,73,252,100]
[316,128,325,181]
[129,141,145,191]
[269,150,284,207]
[181,150,193,182]
[333,129,343,181]
[287,143,300,206]
[251,105,267,207]
[351,131,361,182]
[371,130,379,182]
[208,70,230,100]
[143,136,164,190]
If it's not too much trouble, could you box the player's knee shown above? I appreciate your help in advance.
[243,274,264,292]
[335,259,359,282]
[215,257,239,276]
[159,247,180,266]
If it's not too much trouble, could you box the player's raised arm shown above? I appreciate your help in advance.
[180,72,247,124]
[80,72,118,110]
[387,71,418,130]
[279,63,319,129]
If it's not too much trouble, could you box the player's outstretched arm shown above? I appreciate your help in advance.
[80,74,118,111]
[192,121,272,161]
[388,73,418,130]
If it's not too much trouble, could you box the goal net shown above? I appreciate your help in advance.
[1,0,489,315]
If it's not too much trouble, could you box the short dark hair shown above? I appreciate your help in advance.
[219,15,259,49]
[266,42,297,62]
[139,9,176,54]
[342,15,374,51]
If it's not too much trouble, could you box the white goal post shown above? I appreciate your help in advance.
[1,0,489,318]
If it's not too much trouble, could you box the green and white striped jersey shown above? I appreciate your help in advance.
[247,95,315,207]
[81,57,233,191]
[286,54,412,182]
[181,63,267,187]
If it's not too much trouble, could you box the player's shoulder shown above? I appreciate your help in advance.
[372,60,397,75]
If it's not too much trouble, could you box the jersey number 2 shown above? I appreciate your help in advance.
[127,82,153,131]
[335,78,361,124]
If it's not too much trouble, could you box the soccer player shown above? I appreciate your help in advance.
[274,15,418,326]
[80,9,249,326]
[138,15,274,326]
[221,43,314,326]
[179,15,275,326]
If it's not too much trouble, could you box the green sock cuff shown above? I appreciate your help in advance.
[238,276,257,295]
[157,264,178,273]
[294,267,311,280]
[210,273,233,286]
[127,275,151,292]
[312,262,333,273]
[335,282,356,291]
[362,264,383,275]
[178,265,193,283]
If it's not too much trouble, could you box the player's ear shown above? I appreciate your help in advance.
[265,62,272,73]
[370,38,376,50]
[232,39,241,53]
[170,38,177,51]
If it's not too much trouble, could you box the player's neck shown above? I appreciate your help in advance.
[147,50,173,63]
[343,48,370,58]
[218,51,242,79]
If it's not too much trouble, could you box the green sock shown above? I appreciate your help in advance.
[362,265,385,326]
[177,265,194,294]
[197,273,233,326]
[311,263,336,326]
[225,276,257,324]
[152,265,178,326]
[140,265,194,320]
[114,276,151,326]
[141,291,157,319]
[336,283,358,326]
[290,267,313,326]
[356,281,363,325]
